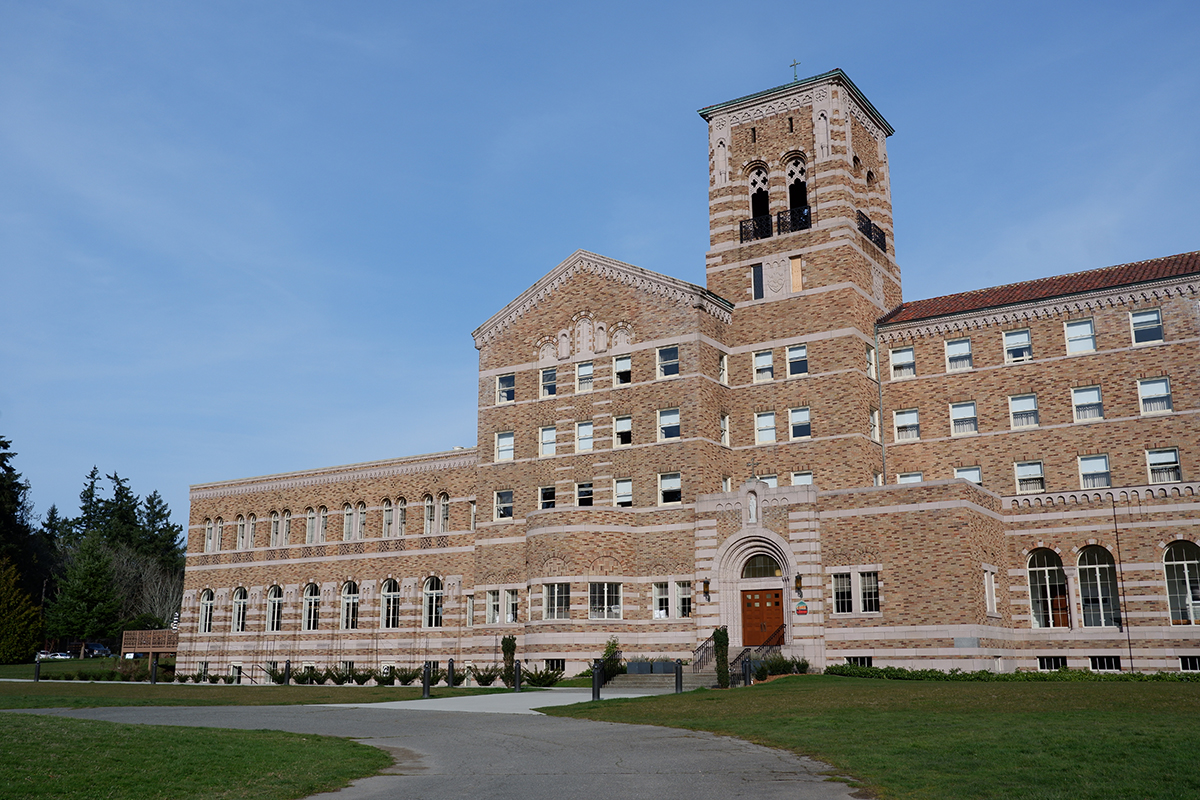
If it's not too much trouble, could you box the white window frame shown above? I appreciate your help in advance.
[576,421,593,452]
[1004,328,1033,363]
[950,401,978,436]
[575,482,593,507]
[893,408,919,441]
[945,338,973,372]
[755,411,776,444]
[232,587,248,632]
[504,588,519,624]
[719,413,730,446]
[539,485,555,510]
[955,466,983,485]
[657,346,679,378]
[869,409,880,442]
[658,408,680,441]
[830,569,881,616]
[789,407,811,440]
[1079,454,1111,489]
[588,582,622,620]
[342,505,353,541]
[266,585,283,632]
[652,582,670,619]
[675,581,692,618]
[897,472,923,484]
[787,345,808,377]
[614,415,632,447]
[423,577,444,629]
[544,582,570,620]
[1131,308,1163,344]
[890,347,915,379]
[496,374,515,404]
[340,582,359,630]
[269,512,280,547]
[756,474,777,488]
[718,354,728,385]
[539,426,556,457]
[486,590,500,624]
[792,471,813,486]
[1009,394,1039,428]
[753,350,774,382]
[1065,318,1096,354]
[1138,378,1172,414]
[614,478,633,508]
[1148,448,1182,484]
[381,579,401,629]
[1071,386,1104,422]
[983,568,998,616]
[199,589,214,633]
[496,431,515,461]
[494,490,514,520]
[302,584,320,631]
[866,345,877,379]
[658,472,682,505]
[613,355,632,385]
[1015,461,1045,494]
[576,361,593,393]
[540,367,557,397]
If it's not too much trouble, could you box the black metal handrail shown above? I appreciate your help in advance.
[728,648,753,687]
[777,206,812,234]
[601,647,623,686]
[692,629,717,673]
[856,210,887,252]
[739,215,773,243]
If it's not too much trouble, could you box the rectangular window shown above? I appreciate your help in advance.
[751,264,764,300]
[984,570,998,615]
[1065,319,1095,353]
[1072,386,1104,421]
[846,656,873,667]
[753,350,774,382]
[539,486,556,510]
[1138,378,1172,414]
[1148,448,1182,484]
[676,581,692,618]
[540,426,556,456]
[721,476,732,492]
[589,582,621,619]
[576,361,593,393]
[955,466,983,485]
[1131,309,1163,343]
[486,590,500,624]
[1180,656,1200,672]
[541,368,557,397]
[653,582,670,619]
[897,472,923,484]
[787,345,808,376]
[866,345,877,379]
[658,408,680,440]
[496,431,514,461]
[720,414,730,446]
[614,415,632,446]
[658,347,679,378]
[614,478,633,508]
[1009,394,1039,428]
[1016,461,1045,494]
[718,354,728,384]
[659,473,681,505]
[544,583,570,620]
[1004,329,1033,363]
[890,347,915,378]
[494,490,514,520]
[465,596,474,627]
[945,338,973,371]
[613,355,632,385]
[1079,455,1111,489]
[792,471,813,485]
[496,374,515,403]
[833,574,853,614]
[860,572,880,613]
[869,409,880,442]
[1038,656,1067,671]
[576,482,593,506]
[505,589,519,624]
[1089,655,1121,672]
[756,474,778,488]
[576,421,593,452]
[950,401,978,435]
[894,408,920,441]
[755,411,776,444]
[789,407,811,439]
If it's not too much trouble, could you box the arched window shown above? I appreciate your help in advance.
[305,508,316,544]
[232,587,248,632]
[215,518,224,550]
[1028,550,1069,628]
[1165,541,1200,625]
[748,166,769,219]
[199,589,214,633]
[356,502,367,539]
[236,516,246,550]
[397,498,407,536]
[204,519,214,552]
[742,554,782,579]
[438,493,450,534]
[1078,546,1119,627]
[423,576,444,628]
[341,582,359,630]
[247,514,256,547]
[266,585,283,632]
[382,499,393,538]
[342,504,353,540]
[318,506,328,543]
[787,157,808,210]
[282,510,291,545]
[270,512,280,547]
[424,495,435,536]
[303,584,320,630]
[381,578,401,629]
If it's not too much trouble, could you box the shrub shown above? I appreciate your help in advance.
[763,653,793,676]
[792,657,810,674]
[754,661,769,682]
[352,668,372,686]
[471,663,502,686]
[445,665,466,686]
[220,674,236,685]
[822,663,1200,682]
[373,669,395,686]
[501,635,517,687]
[713,627,729,689]
[523,665,565,687]
[394,667,421,686]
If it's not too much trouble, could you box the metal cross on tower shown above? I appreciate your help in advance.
[790,59,801,81]
[746,456,761,476]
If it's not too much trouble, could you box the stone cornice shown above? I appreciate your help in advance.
[877,275,1199,344]
[189,450,478,501]
[471,250,733,349]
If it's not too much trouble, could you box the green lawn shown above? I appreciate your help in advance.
[542,675,1200,800]
[0,680,509,708]
[0,658,122,679]
[0,713,390,800]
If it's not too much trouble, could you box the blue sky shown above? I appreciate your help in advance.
[2,1,1198,530]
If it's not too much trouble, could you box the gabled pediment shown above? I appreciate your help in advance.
[471,250,733,349]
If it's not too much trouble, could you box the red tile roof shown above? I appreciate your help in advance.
[878,251,1200,326]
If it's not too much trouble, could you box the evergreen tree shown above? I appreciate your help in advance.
[0,436,53,600]
[138,490,184,573]
[101,473,141,552]
[45,535,121,643]
[72,466,104,545]
[0,558,42,663]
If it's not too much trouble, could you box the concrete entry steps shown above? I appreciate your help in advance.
[607,671,719,690]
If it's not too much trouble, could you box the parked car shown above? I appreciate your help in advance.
[83,643,112,658]
[36,650,51,659]
[47,652,72,660]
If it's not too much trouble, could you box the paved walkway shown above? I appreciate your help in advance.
[14,692,858,800]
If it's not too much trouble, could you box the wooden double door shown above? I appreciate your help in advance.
[741,589,784,646]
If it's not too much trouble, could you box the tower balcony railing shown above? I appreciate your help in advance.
[739,215,773,243]
[856,210,888,252]
[777,206,812,234]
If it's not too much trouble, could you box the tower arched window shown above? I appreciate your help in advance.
[341,581,359,630]
[397,498,407,536]
[748,166,769,219]
[342,504,353,540]
[318,506,328,543]
[270,512,281,547]
[423,495,435,536]
[232,587,248,632]
[199,589,214,633]
[303,584,321,630]
[1078,546,1119,627]
[236,516,246,550]
[382,499,393,538]
[423,576,444,628]
[247,514,256,547]
[204,519,214,553]
[215,518,224,550]
[266,585,283,632]
[438,493,450,534]
[282,510,291,545]
[1165,541,1200,625]
[381,578,400,628]
[305,508,316,544]
[356,502,367,539]
[1028,550,1069,628]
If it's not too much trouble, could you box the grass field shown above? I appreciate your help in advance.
[0,658,123,679]
[0,713,390,800]
[543,674,1200,800]
[0,680,510,709]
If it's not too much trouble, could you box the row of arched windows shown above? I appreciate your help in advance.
[196,577,446,634]
[201,495,467,553]
[1026,542,1200,628]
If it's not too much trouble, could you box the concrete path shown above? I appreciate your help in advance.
[14,697,859,800]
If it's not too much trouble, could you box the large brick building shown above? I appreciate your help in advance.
[177,70,1200,679]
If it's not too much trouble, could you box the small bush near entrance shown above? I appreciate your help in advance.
[522,665,565,687]
[471,663,502,686]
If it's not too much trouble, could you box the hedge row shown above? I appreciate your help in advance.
[823,663,1200,682]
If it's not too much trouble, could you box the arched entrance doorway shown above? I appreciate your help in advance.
[740,554,785,646]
